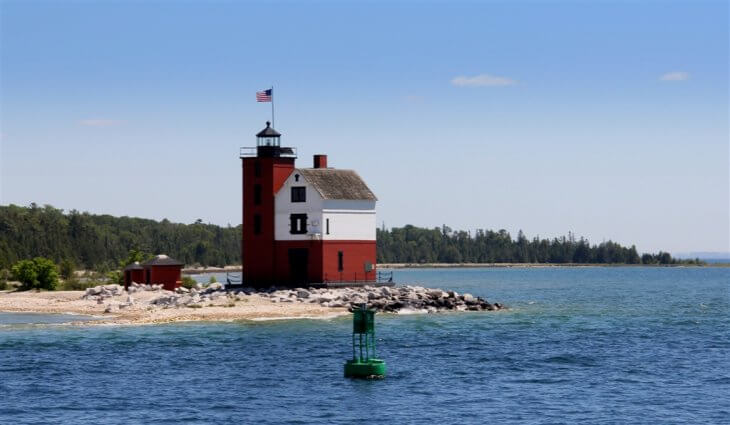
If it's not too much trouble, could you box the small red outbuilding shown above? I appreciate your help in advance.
[123,261,145,290]
[142,254,184,291]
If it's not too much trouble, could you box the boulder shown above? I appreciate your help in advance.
[429,290,448,299]
[296,289,310,299]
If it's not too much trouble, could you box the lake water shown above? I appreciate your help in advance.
[1,267,728,424]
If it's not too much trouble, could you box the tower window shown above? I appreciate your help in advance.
[326,218,330,235]
[291,187,306,203]
[254,214,261,235]
[254,184,262,205]
[290,214,307,234]
[338,251,344,271]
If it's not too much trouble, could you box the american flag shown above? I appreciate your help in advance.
[256,89,272,102]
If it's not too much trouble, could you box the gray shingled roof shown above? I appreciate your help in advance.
[123,261,144,271]
[142,255,184,267]
[297,168,377,201]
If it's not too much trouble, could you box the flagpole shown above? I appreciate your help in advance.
[271,85,275,128]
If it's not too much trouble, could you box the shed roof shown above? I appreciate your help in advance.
[296,168,377,201]
[123,261,144,271]
[142,254,184,267]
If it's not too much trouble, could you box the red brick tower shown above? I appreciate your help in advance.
[241,122,296,287]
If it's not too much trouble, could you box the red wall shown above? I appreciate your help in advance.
[145,265,182,291]
[273,240,323,283]
[124,269,145,289]
[242,156,294,287]
[271,240,375,285]
[322,240,377,283]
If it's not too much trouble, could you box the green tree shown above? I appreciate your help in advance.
[11,257,59,290]
[59,259,75,280]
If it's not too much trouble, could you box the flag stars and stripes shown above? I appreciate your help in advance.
[256,89,272,102]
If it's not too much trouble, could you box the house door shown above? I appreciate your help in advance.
[288,248,309,284]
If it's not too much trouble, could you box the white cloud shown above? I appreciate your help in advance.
[451,73,518,87]
[659,71,690,82]
[79,119,123,127]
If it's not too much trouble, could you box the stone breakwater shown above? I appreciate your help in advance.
[81,282,504,314]
[258,285,504,313]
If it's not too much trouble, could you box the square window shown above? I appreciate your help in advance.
[291,186,306,203]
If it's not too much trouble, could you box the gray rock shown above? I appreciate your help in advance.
[296,289,310,299]
[429,290,448,299]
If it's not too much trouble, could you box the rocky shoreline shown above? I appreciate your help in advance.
[256,285,504,313]
[83,282,504,314]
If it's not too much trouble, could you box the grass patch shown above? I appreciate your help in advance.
[58,279,102,291]
[187,304,203,309]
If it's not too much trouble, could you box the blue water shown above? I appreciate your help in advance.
[1,267,728,424]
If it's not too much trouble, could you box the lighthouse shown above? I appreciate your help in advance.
[241,122,377,288]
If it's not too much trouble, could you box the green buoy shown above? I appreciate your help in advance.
[344,304,386,379]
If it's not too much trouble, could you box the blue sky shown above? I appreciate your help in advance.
[1,0,728,254]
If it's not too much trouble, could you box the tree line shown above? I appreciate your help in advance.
[0,204,240,271]
[0,204,698,271]
[376,225,699,265]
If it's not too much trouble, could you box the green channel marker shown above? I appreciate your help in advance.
[344,304,386,379]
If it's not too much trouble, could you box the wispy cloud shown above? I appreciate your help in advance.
[659,71,690,82]
[79,119,123,127]
[451,73,518,87]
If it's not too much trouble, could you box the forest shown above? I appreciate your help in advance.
[0,204,696,271]
[376,225,696,265]
[0,204,240,270]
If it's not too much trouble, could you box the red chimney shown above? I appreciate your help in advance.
[313,154,327,169]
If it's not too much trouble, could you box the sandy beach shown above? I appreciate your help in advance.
[0,289,348,325]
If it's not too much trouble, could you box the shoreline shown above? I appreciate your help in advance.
[377,262,724,268]
[0,289,349,326]
[178,263,724,275]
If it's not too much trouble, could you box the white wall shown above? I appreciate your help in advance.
[274,169,376,241]
[322,199,376,241]
[274,170,323,241]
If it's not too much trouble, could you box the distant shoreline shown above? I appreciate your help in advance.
[179,263,727,275]
[377,262,728,268]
